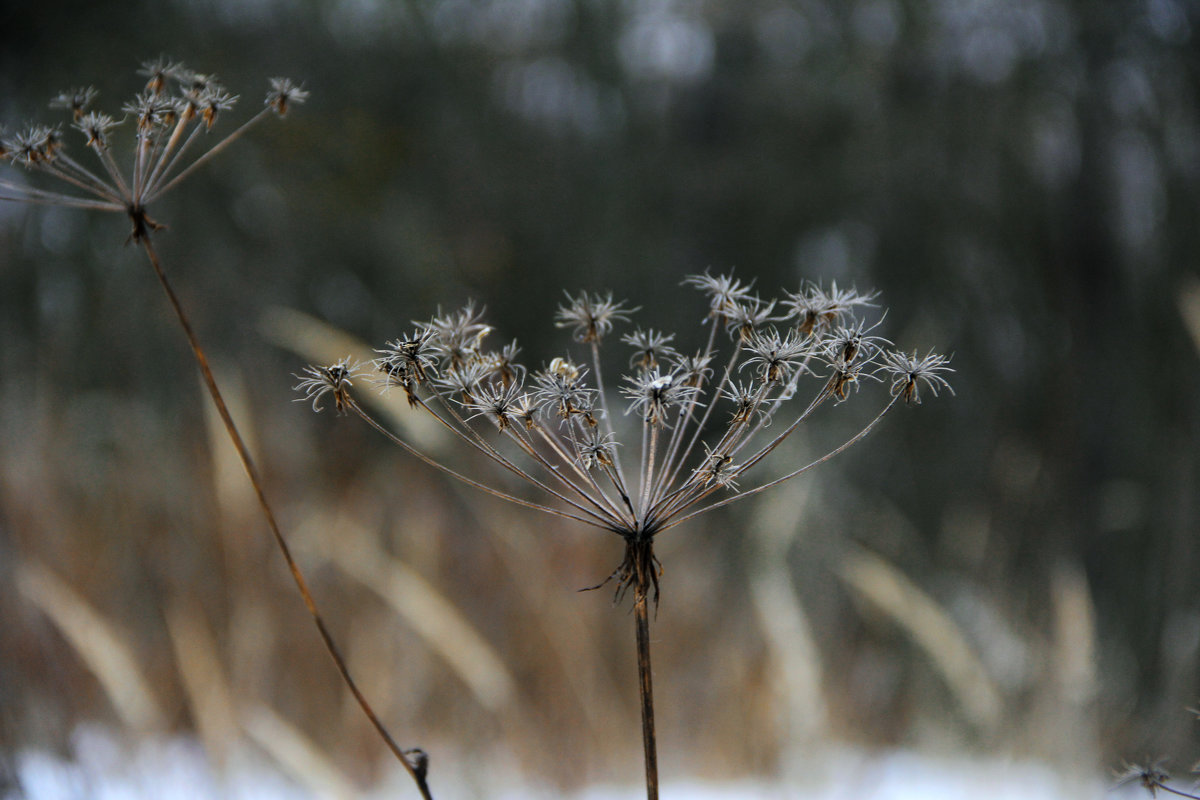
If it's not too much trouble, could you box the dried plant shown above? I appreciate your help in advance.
[1114,759,1200,799]
[1,58,306,240]
[296,274,953,798]
[1115,706,1200,799]
[2,61,433,799]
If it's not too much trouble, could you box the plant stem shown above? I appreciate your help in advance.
[139,234,433,800]
[633,538,659,800]
[1158,783,1200,800]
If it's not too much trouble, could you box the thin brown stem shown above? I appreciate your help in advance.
[348,396,609,530]
[413,392,614,525]
[658,392,899,533]
[633,538,659,800]
[1157,783,1200,800]
[148,107,272,201]
[138,235,433,800]
[590,338,632,494]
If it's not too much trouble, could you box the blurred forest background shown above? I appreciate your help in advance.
[2,0,1199,795]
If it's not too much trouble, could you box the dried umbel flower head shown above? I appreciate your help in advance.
[293,358,361,413]
[1113,760,1173,797]
[7,58,435,797]
[297,272,953,603]
[298,271,952,796]
[0,58,307,240]
[555,290,636,343]
[879,349,956,405]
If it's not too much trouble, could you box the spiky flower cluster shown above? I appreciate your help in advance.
[295,274,952,598]
[0,57,307,239]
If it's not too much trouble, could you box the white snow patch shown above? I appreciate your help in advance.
[6,726,1134,799]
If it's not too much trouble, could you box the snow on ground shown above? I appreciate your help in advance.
[6,726,1141,799]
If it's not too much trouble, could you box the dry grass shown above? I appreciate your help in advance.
[1,308,1100,794]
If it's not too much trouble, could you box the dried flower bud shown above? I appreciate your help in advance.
[622,328,679,370]
[683,271,755,322]
[49,86,98,121]
[555,291,636,343]
[293,358,361,413]
[743,327,812,384]
[878,350,955,405]
[266,78,310,117]
[622,368,700,426]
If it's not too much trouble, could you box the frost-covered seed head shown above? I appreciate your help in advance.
[555,291,636,343]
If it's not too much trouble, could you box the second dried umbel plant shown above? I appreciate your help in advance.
[2,60,432,799]
[296,273,954,798]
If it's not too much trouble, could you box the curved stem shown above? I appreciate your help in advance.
[658,393,899,533]
[651,317,718,505]
[139,235,433,800]
[414,392,616,525]
[348,397,611,530]
[590,339,633,497]
[147,108,272,202]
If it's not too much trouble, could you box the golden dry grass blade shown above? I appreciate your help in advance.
[200,365,258,521]
[243,704,359,800]
[165,597,238,768]
[1178,274,1200,357]
[259,305,443,450]
[1050,561,1097,706]
[461,494,628,751]
[747,485,829,743]
[1043,561,1098,772]
[839,548,1003,734]
[301,511,517,714]
[16,560,165,732]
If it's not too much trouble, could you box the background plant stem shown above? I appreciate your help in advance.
[139,235,434,800]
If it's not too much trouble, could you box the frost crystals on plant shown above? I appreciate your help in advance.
[295,272,952,603]
[296,271,952,800]
[0,58,307,240]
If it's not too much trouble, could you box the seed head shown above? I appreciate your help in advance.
[672,351,713,388]
[743,327,812,384]
[722,380,763,424]
[464,379,532,431]
[823,351,879,402]
[784,281,878,336]
[683,271,755,322]
[533,362,596,419]
[724,295,777,341]
[9,125,63,166]
[694,442,738,489]
[824,317,890,365]
[622,368,700,426]
[479,339,524,387]
[198,86,239,130]
[266,78,310,117]
[1114,760,1170,796]
[555,291,636,343]
[437,361,494,402]
[1,60,307,241]
[124,90,175,132]
[878,349,955,405]
[622,328,679,370]
[74,112,119,149]
[49,87,99,120]
[425,303,492,369]
[293,358,362,413]
[578,428,619,469]
[138,56,179,95]
[297,271,951,604]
